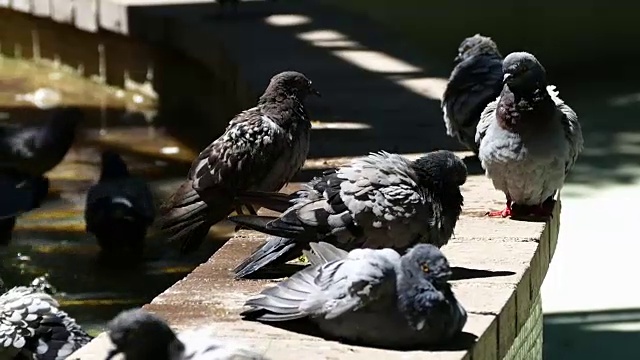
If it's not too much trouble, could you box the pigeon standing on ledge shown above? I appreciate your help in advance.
[157,71,319,253]
[85,151,156,259]
[106,308,268,360]
[442,34,504,154]
[0,106,82,178]
[476,52,583,218]
[242,242,467,349]
[229,150,467,279]
[0,276,93,359]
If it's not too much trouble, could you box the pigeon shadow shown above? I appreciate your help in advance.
[450,266,515,281]
[244,317,477,351]
[234,263,305,280]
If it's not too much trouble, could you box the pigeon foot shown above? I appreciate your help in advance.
[486,206,511,218]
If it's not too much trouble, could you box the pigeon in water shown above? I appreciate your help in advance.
[0,106,82,178]
[0,175,50,245]
[442,34,504,154]
[0,276,93,359]
[475,52,583,218]
[229,150,467,279]
[242,241,467,349]
[157,71,319,253]
[106,308,268,360]
[85,151,155,259]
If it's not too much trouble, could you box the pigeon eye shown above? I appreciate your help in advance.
[421,264,430,273]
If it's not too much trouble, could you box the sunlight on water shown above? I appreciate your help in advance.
[0,56,230,334]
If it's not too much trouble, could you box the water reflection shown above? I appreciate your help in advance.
[0,56,231,336]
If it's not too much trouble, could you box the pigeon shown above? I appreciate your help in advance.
[85,151,156,259]
[241,241,467,349]
[106,308,268,360]
[442,34,504,154]
[0,175,50,245]
[229,150,467,279]
[0,106,82,178]
[475,52,583,218]
[0,276,93,359]
[157,71,319,253]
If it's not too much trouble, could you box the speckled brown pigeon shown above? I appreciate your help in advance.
[475,52,583,218]
[157,71,319,253]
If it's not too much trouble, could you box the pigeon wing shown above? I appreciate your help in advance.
[547,85,584,175]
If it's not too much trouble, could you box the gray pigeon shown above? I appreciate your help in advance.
[85,151,156,259]
[0,106,82,178]
[106,308,268,360]
[157,71,320,253]
[475,52,583,218]
[0,276,93,359]
[229,150,467,279]
[442,34,504,154]
[241,242,467,349]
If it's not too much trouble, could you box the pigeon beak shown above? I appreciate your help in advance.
[502,73,513,84]
[453,53,463,63]
[311,88,321,97]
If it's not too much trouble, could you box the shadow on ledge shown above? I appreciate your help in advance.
[544,308,640,359]
[242,317,478,352]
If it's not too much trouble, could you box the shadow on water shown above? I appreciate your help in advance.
[0,57,238,334]
[544,308,640,359]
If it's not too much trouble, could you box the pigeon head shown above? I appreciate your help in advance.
[260,71,321,102]
[502,52,547,92]
[411,150,467,189]
[49,106,83,132]
[401,243,452,285]
[100,150,131,181]
[107,308,184,360]
[454,34,501,63]
[29,275,57,295]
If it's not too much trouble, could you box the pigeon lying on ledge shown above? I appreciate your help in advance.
[476,51,583,218]
[85,151,155,260]
[0,276,92,359]
[242,242,467,349]
[442,34,504,154]
[157,71,319,254]
[107,308,268,360]
[229,150,467,279]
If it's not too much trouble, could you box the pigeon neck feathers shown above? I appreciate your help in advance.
[497,83,554,132]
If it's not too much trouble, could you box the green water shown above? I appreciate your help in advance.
[0,56,232,336]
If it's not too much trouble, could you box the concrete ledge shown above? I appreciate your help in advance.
[70,154,561,360]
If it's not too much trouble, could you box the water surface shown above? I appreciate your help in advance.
[0,56,232,335]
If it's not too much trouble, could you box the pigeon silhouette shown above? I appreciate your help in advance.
[229,150,467,279]
[0,106,82,178]
[476,52,583,218]
[158,71,319,253]
[442,34,503,154]
[242,242,467,349]
[85,151,155,259]
[0,174,50,245]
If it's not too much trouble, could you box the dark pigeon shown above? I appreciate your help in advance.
[442,34,504,154]
[242,242,467,349]
[0,174,50,245]
[85,151,156,259]
[0,106,82,178]
[229,150,467,279]
[0,276,93,359]
[107,308,268,360]
[476,52,583,218]
[157,71,319,253]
